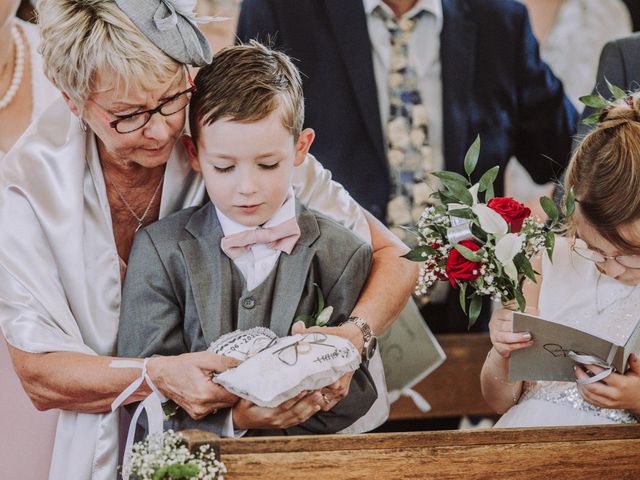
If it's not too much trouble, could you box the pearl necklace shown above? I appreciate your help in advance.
[0,25,25,111]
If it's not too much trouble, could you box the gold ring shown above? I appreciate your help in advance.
[322,394,330,405]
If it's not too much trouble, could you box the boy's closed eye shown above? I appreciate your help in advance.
[259,162,280,170]
[213,165,234,173]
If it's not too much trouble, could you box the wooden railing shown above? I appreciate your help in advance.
[181,425,640,479]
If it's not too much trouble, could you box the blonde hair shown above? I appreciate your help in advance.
[189,41,304,146]
[565,93,640,251]
[38,0,182,107]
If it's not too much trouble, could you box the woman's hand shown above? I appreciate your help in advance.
[147,352,240,420]
[319,372,354,411]
[489,308,534,358]
[576,354,640,415]
[232,391,324,429]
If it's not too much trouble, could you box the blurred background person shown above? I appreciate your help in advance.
[505,0,632,219]
[0,1,60,478]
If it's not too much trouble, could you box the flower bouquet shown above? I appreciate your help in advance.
[404,136,574,327]
[124,430,226,480]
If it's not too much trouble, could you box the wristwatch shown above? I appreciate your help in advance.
[341,316,377,362]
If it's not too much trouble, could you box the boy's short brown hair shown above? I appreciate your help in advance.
[189,40,304,147]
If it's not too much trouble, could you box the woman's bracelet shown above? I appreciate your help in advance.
[486,348,519,404]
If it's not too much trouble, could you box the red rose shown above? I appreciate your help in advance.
[487,197,531,233]
[445,240,482,288]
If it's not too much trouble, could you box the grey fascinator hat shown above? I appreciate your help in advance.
[115,0,221,66]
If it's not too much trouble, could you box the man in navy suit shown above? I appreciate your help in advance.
[237,0,578,332]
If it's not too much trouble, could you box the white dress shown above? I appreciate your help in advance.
[0,19,60,480]
[495,237,639,427]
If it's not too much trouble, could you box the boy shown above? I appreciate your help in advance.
[117,42,377,436]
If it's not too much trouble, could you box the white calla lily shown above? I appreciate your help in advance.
[495,233,524,282]
[316,306,334,326]
[472,203,508,236]
[469,183,480,206]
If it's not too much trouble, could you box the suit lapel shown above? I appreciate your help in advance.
[179,204,232,345]
[268,203,319,337]
[441,0,477,173]
[324,0,387,168]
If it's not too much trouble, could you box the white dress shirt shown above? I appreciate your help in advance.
[363,0,444,173]
[217,188,297,291]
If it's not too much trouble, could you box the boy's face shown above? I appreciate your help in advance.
[185,110,314,227]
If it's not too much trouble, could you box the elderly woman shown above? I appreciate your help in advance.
[0,1,416,478]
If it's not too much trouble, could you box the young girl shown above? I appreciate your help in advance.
[481,95,640,426]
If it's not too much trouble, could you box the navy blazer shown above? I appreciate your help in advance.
[237,0,578,220]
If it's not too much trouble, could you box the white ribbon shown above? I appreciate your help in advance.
[110,359,167,480]
[400,387,432,413]
[570,345,618,385]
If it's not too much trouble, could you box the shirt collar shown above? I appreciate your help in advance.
[216,187,296,237]
[362,0,442,21]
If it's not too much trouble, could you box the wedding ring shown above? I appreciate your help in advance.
[322,394,331,405]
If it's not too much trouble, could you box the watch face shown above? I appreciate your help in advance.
[365,336,378,360]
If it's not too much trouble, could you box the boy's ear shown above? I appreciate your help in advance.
[61,92,81,117]
[182,135,201,172]
[294,128,315,166]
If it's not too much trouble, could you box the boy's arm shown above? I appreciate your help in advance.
[117,230,187,359]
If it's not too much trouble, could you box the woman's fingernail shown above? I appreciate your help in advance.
[522,332,531,340]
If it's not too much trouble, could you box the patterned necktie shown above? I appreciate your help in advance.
[220,217,301,259]
[378,8,433,243]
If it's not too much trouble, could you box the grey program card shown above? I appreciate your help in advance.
[509,312,634,382]
[378,299,446,398]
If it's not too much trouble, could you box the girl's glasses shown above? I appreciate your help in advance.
[570,236,640,269]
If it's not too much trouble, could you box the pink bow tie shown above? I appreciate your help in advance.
[220,217,301,259]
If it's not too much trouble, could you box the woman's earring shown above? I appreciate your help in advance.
[79,118,87,132]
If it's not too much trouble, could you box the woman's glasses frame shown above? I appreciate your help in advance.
[569,235,640,269]
[89,70,196,134]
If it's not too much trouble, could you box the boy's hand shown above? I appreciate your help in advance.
[232,391,324,429]
[147,352,240,420]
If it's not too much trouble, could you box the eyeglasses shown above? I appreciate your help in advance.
[570,236,640,269]
[104,85,196,134]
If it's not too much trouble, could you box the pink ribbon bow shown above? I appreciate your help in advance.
[220,217,301,259]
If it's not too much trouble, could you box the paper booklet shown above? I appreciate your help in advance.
[509,312,640,382]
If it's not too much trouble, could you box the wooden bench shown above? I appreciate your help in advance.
[182,425,640,479]
[389,333,494,420]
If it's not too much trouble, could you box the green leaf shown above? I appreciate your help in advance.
[478,166,500,192]
[485,183,495,202]
[582,111,601,125]
[459,282,467,314]
[445,181,474,206]
[464,135,481,177]
[453,243,483,262]
[545,231,556,263]
[579,94,608,109]
[313,283,325,316]
[514,289,526,312]
[513,253,536,283]
[402,244,437,262]
[468,295,483,329]
[448,208,476,220]
[564,188,576,218]
[294,314,316,329]
[539,196,559,223]
[431,170,470,187]
[605,77,626,100]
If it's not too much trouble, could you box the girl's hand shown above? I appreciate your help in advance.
[576,354,640,415]
[232,391,324,429]
[489,308,533,358]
